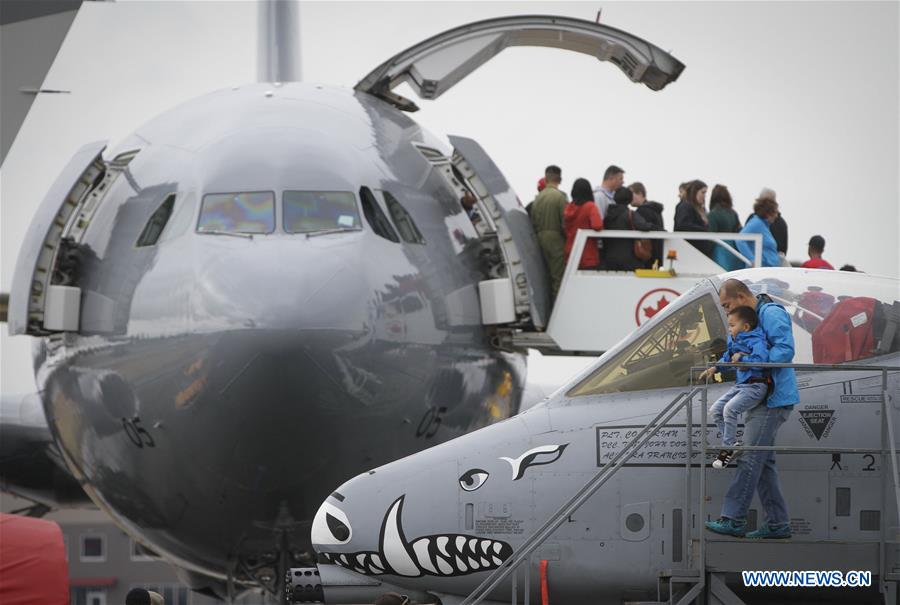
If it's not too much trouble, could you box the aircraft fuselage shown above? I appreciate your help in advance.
[33,83,526,587]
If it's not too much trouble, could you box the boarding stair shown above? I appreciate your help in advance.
[460,362,900,605]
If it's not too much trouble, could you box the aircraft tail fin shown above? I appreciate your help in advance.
[257,0,301,83]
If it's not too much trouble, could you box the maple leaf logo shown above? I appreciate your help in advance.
[643,295,670,320]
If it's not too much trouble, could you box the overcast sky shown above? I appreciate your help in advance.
[1,1,898,395]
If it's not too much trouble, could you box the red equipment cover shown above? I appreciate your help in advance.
[0,513,69,605]
[812,297,878,363]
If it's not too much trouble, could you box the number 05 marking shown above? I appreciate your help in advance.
[122,417,156,448]
[416,406,447,439]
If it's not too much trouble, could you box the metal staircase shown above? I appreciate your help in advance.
[461,362,900,605]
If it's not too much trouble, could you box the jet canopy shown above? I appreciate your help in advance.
[562,269,900,399]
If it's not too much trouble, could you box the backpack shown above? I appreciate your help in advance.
[811,297,899,363]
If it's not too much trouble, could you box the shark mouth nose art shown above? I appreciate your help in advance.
[319,496,512,577]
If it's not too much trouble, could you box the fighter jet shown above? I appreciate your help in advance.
[313,268,900,604]
[1,13,684,599]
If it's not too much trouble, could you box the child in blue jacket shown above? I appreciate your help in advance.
[699,306,770,468]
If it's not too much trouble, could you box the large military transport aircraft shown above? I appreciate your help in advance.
[1,13,684,599]
[314,268,900,604]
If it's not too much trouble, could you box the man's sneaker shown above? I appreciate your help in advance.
[712,441,742,469]
[705,517,747,537]
[746,524,792,539]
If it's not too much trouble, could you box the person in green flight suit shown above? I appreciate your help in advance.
[530,165,568,302]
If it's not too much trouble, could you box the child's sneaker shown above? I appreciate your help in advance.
[712,441,742,469]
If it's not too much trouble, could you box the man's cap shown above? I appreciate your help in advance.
[126,588,152,605]
[537,177,546,192]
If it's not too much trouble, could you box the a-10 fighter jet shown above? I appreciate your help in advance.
[313,268,900,604]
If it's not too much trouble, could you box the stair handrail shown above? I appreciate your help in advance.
[459,387,703,605]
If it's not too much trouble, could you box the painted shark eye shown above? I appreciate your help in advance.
[459,468,489,492]
[311,501,353,545]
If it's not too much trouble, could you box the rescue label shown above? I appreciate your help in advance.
[840,395,882,404]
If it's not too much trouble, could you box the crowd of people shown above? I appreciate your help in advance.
[522,164,857,301]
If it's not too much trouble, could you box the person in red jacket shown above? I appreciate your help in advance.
[564,178,603,269]
[800,235,834,270]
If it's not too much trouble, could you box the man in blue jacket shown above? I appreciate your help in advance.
[706,278,799,539]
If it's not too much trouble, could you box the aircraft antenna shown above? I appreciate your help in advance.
[257,0,302,83]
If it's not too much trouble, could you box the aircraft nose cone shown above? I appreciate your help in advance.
[311,455,518,579]
[193,238,368,331]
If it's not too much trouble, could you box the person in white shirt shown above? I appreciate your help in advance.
[592,165,624,219]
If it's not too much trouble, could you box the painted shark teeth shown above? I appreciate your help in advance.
[324,495,513,577]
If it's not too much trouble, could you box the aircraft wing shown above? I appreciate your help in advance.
[356,14,685,111]
[0,392,92,510]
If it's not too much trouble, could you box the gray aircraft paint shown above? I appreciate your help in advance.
[2,14,684,595]
[11,81,527,587]
[314,268,900,602]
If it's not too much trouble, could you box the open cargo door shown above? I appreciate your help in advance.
[449,135,551,329]
[8,141,139,336]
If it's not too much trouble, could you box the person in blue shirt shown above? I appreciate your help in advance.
[736,195,781,267]
[699,306,769,468]
[705,278,798,540]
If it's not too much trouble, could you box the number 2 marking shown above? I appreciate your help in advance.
[863,454,876,471]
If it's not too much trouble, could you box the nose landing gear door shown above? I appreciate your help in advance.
[449,136,551,329]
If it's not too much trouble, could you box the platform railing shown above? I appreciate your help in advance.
[565,229,765,275]
[461,361,898,605]
[692,362,900,604]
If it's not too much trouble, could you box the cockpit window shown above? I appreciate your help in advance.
[197,192,275,234]
[383,191,425,244]
[136,194,175,247]
[360,187,400,242]
[284,191,362,234]
[567,294,726,397]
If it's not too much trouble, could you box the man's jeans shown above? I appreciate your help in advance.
[721,402,793,527]
[710,382,768,447]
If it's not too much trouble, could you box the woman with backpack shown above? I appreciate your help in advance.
[602,187,652,271]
